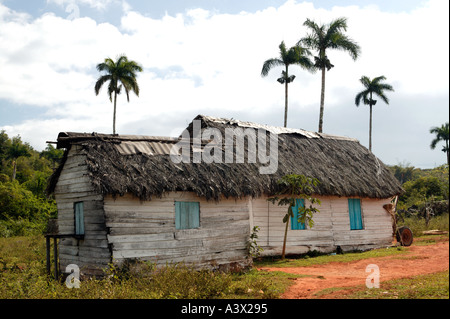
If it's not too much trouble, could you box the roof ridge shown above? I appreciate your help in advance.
[197,115,359,142]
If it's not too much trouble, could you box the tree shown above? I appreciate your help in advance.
[261,41,314,127]
[6,135,32,181]
[299,17,361,133]
[268,174,321,259]
[41,144,64,169]
[430,122,449,166]
[389,162,417,184]
[0,130,10,162]
[355,75,394,151]
[95,55,143,135]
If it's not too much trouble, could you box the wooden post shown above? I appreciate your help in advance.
[46,236,51,276]
[53,237,58,279]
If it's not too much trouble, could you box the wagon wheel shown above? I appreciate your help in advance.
[396,226,413,246]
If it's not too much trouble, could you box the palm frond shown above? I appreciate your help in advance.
[359,76,371,88]
[356,75,394,106]
[326,17,348,36]
[261,58,284,76]
[96,58,115,72]
[298,35,319,50]
[330,33,361,60]
[94,75,112,95]
[355,91,368,106]
[119,75,140,101]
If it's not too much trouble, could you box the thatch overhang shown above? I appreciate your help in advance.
[47,115,403,201]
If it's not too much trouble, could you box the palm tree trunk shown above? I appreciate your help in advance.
[318,67,326,133]
[369,91,373,151]
[369,104,373,151]
[447,143,449,166]
[113,91,117,135]
[284,80,288,128]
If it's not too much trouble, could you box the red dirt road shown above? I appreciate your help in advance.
[260,237,449,299]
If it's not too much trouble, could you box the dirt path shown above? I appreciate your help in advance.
[259,238,449,299]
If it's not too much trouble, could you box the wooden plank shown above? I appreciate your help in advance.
[108,233,175,243]
[111,238,205,251]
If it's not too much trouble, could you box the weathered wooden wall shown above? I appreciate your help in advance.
[251,195,393,255]
[55,145,110,276]
[104,192,252,270]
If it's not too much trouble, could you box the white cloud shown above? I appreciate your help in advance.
[0,1,448,168]
[46,0,118,11]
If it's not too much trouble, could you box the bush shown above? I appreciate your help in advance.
[0,219,46,237]
[401,213,449,236]
[0,181,56,237]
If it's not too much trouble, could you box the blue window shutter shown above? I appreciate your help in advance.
[291,199,306,230]
[348,199,363,230]
[74,202,84,235]
[175,201,200,229]
[175,202,183,229]
[188,202,200,229]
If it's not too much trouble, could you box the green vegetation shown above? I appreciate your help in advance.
[430,122,449,166]
[389,163,449,239]
[0,236,300,299]
[0,130,61,237]
[401,214,449,238]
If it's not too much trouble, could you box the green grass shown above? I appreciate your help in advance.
[0,236,300,299]
[401,213,449,238]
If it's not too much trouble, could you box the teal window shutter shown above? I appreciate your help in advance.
[291,199,306,230]
[175,201,200,230]
[348,198,363,230]
[74,202,84,235]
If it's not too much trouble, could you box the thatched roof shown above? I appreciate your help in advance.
[47,115,403,200]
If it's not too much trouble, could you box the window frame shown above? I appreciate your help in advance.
[74,201,85,236]
[348,198,364,230]
[175,201,200,230]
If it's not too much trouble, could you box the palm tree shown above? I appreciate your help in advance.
[355,75,394,151]
[95,55,143,135]
[300,17,361,133]
[430,122,449,166]
[261,41,314,127]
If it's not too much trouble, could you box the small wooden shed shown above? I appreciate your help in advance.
[47,115,403,276]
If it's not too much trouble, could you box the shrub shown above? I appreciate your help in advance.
[0,181,56,237]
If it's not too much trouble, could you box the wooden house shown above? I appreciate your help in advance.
[47,115,403,276]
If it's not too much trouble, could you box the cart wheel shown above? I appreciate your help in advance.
[396,226,413,246]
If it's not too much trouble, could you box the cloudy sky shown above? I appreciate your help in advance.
[0,0,448,168]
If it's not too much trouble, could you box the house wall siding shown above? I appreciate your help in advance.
[55,145,109,276]
[104,192,252,270]
[251,195,393,255]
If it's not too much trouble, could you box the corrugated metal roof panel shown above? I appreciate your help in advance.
[115,141,175,155]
